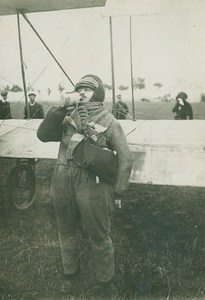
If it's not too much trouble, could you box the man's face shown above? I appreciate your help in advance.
[2,95,7,101]
[29,94,36,104]
[77,87,95,102]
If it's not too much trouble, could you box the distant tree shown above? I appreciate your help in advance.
[118,85,128,91]
[58,83,65,93]
[10,84,23,92]
[133,77,145,89]
[153,82,163,89]
[162,93,172,102]
[104,83,112,90]
[26,82,32,93]
[5,85,10,92]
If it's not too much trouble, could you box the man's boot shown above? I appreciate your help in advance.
[60,268,80,294]
[103,281,119,299]
[91,278,119,300]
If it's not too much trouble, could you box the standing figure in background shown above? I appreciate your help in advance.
[24,92,44,119]
[0,91,12,119]
[114,94,129,120]
[172,92,193,120]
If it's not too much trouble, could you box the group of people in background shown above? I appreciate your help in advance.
[113,91,193,120]
[0,88,193,121]
[0,90,129,121]
[0,91,44,120]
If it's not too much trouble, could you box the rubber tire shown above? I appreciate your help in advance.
[6,163,36,210]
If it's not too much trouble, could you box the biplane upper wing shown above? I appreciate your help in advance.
[103,0,205,16]
[0,0,106,16]
[0,119,205,188]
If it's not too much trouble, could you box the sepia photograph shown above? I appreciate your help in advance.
[0,0,205,299]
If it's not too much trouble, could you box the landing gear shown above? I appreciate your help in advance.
[6,159,36,210]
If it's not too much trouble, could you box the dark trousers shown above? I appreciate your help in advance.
[51,162,115,282]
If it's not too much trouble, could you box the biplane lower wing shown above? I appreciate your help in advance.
[0,119,205,188]
[0,119,59,159]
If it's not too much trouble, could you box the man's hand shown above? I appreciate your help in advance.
[77,105,88,127]
[114,199,122,209]
[60,91,79,108]
[114,191,124,209]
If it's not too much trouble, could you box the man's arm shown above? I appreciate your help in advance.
[37,106,67,142]
[188,104,193,119]
[7,103,12,119]
[106,120,133,193]
[172,102,179,113]
[39,104,45,119]
[123,102,129,114]
[24,106,27,119]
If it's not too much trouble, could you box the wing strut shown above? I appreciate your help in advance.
[129,16,135,120]
[109,17,116,117]
[20,12,75,88]
[17,11,30,119]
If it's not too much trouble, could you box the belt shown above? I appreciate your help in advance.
[56,160,79,168]
[67,160,79,167]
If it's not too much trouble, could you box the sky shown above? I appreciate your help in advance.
[1,0,205,101]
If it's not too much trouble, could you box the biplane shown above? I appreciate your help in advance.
[0,0,205,210]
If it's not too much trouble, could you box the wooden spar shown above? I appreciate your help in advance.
[21,12,75,87]
[109,16,116,116]
[129,16,135,120]
[17,11,30,119]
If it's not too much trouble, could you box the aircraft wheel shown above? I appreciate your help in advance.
[6,160,36,210]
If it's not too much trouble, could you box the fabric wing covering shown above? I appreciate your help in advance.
[0,0,106,16]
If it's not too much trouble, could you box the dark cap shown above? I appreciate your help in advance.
[75,74,105,102]
[176,92,187,101]
[75,76,99,92]
[1,91,8,96]
[28,92,36,97]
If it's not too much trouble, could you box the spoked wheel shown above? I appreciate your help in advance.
[6,159,36,210]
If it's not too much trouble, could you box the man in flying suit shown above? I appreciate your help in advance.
[37,74,133,298]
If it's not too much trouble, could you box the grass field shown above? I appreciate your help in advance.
[9,99,205,120]
[0,159,205,300]
[1,101,205,299]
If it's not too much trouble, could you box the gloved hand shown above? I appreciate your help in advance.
[113,192,122,209]
[60,91,79,108]
[114,199,122,209]
[77,105,88,127]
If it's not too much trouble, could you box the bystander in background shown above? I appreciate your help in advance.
[172,92,193,120]
[0,91,12,119]
[114,94,129,120]
[24,92,44,119]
